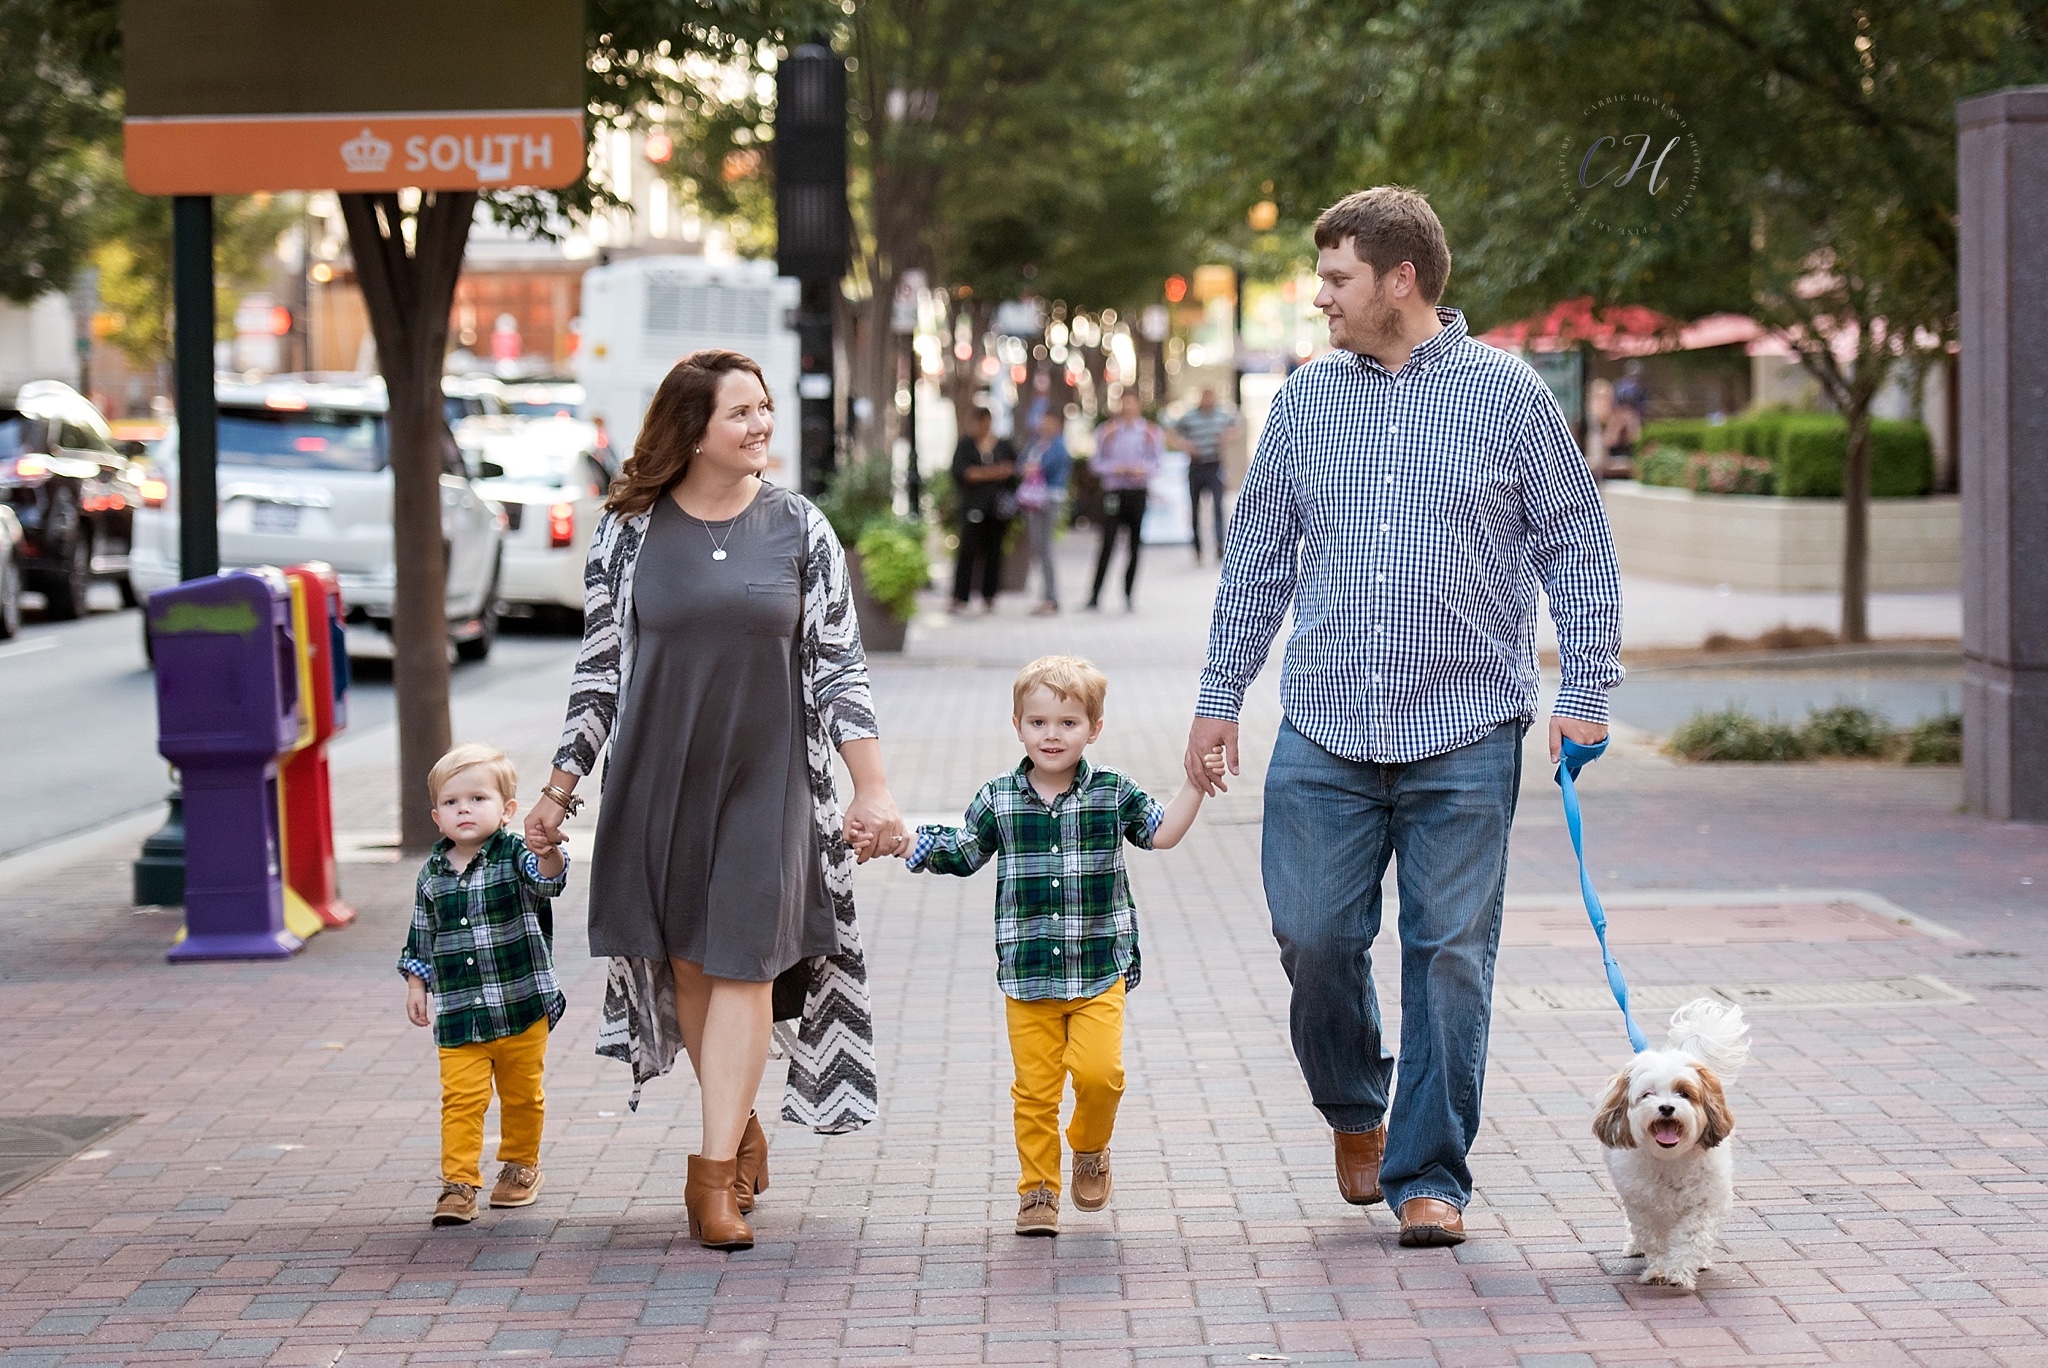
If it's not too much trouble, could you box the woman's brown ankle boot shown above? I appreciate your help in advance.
[685,1155,754,1250]
[734,1111,770,1213]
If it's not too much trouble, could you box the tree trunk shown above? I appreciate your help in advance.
[1839,401,1873,644]
[339,191,476,853]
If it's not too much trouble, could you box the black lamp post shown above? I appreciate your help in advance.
[776,40,849,498]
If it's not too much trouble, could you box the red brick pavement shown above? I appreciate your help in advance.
[2,540,2045,1366]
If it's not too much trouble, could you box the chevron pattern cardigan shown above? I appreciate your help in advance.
[553,489,880,1133]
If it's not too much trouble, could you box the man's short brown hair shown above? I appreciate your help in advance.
[1313,186,1452,305]
[1013,655,1109,724]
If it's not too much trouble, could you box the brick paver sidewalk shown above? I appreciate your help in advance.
[1,537,2045,1366]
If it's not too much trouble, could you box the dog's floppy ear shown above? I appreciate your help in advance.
[1696,1066,1735,1148]
[1592,1069,1635,1149]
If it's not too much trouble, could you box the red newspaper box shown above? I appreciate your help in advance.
[282,563,355,928]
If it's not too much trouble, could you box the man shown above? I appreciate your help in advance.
[949,406,1018,614]
[1086,390,1163,613]
[1168,387,1241,563]
[1183,187,1622,1248]
[1017,408,1072,616]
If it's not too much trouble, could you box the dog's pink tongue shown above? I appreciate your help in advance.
[1651,1119,1684,1145]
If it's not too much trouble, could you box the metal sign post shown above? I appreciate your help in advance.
[776,41,849,498]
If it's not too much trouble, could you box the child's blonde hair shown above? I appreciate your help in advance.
[1012,655,1109,724]
[428,743,519,803]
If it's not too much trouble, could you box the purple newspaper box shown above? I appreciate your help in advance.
[149,569,303,961]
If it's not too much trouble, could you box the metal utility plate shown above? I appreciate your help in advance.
[0,1116,139,1199]
[1498,975,1973,1014]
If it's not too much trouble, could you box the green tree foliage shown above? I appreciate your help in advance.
[89,193,301,369]
[0,0,120,301]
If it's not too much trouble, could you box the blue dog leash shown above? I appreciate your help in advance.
[1554,735,1649,1053]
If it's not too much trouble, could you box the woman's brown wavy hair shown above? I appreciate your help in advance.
[605,348,771,516]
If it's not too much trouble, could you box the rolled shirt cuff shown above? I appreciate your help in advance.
[1551,681,1613,726]
[905,829,940,871]
[399,956,433,985]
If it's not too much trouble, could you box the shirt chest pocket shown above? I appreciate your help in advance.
[744,578,801,637]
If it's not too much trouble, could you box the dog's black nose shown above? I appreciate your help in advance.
[1657,1104,1675,1117]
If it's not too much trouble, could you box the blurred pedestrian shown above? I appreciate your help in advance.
[1606,360,1647,469]
[1018,408,1072,616]
[1184,187,1621,1250]
[1169,386,1241,563]
[1086,391,1163,612]
[950,406,1019,614]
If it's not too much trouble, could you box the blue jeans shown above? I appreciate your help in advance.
[1261,717,1523,1212]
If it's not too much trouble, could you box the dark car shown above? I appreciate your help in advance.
[0,381,142,618]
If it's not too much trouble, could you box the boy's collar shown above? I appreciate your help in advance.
[1014,754,1092,800]
[430,825,517,871]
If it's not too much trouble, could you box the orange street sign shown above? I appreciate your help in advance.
[124,112,585,195]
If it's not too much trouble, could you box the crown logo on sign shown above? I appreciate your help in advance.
[341,127,392,174]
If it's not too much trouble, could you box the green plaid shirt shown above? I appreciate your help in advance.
[909,758,1164,1001]
[398,828,569,1049]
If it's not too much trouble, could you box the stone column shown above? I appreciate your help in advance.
[1959,86,2048,821]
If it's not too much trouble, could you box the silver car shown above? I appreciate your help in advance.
[129,375,504,661]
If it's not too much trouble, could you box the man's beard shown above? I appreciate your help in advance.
[1341,278,1404,352]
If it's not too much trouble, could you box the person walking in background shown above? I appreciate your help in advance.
[950,406,1019,614]
[1169,386,1241,563]
[1184,187,1622,1249]
[1086,391,1163,612]
[1606,360,1647,471]
[1018,409,1072,617]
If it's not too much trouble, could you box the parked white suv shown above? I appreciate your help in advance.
[129,375,505,661]
[465,417,612,620]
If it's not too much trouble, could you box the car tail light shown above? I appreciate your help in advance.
[7,455,50,481]
[548,501,575,548]
[139,468,169,507]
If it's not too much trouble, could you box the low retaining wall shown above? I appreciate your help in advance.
[1601,480,1960,592]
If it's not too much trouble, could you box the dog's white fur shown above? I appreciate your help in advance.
[1592,1000,1750,1290]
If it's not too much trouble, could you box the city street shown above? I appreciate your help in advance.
[1,538,2043,1366]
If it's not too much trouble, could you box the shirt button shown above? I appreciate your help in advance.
[1373,673,1382,683]
[1376,573,1386,582]
[1051,844,1060,853]
[474,997,484,1005]
[1051,879,1061,888]
[1052,947,1062,956]
[1385,474,1394,484]
[1379,522,1390,532]
[460,918,468,926]
[467,957,475,965]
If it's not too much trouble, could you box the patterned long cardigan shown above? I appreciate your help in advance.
[553,491,879,1133]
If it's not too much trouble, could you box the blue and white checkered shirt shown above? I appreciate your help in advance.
[1196,309,1623,764]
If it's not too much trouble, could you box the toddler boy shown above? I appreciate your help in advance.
[399,743,568,1226]
[898,656,1224,1235]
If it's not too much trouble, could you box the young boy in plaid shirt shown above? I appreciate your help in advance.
[885,656,1225,1235]
[399,743,569,1226]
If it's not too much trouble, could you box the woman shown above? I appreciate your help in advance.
[526,349,908,1251]
[948,405,1017,613]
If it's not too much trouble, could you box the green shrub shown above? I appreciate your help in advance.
[818,456,897,546]
[1901,712,1962,764]
[1667,706,1810,761]
[1688,451,1775,495]
[1869,419,1935,497]
[853,520,930,622]
[1801,705,1890,758]
[1636,443,1691,488]
[1772,415,1935,498]
[1642,418,1711,452]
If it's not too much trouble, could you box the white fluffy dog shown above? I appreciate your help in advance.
[1592,999,1750,1290]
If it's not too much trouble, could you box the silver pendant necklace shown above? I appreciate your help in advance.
[688,511,739,561]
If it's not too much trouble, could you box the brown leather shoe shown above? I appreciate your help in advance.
[1070,1150,1112,1211]
[1398,1197,1466,1247]
[685,1155,754,1251]
[1015,1183,1059,1236]
[734,1111,769,1214]
[1334,1124,1386,1206]
[488,1163,543,1208]
[431,1182,478,1226]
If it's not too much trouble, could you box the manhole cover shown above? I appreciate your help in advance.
[1498,975,1972,1014]
[0,1115,138,1199]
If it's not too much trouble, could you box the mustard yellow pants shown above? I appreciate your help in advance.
[1004,980,1126,1196]
[439,1016,548,1188]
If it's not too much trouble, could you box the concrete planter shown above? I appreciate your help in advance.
[1601,480,1960,592]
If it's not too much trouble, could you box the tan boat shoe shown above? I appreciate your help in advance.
[1016,1183,1060,1237]
[1070,1150,1112,1211]
[431,1182,479,1226]
[489,1163,543,1208]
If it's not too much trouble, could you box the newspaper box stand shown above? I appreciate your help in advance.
[149,569,303,961]
[281,563,355,928]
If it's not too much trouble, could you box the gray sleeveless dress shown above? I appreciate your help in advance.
[586,485,835,981]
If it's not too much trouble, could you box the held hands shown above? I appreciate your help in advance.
[1547,714,1610,763]
[523,793,569,858]
[1185,717,1240,796]
[841,789,908,864]
[405,976,430,1028]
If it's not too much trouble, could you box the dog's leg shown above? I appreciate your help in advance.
[1662,1207,1722,1292]
[1620,1217,1643,1259]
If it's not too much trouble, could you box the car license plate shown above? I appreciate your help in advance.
[251,500,299,533]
